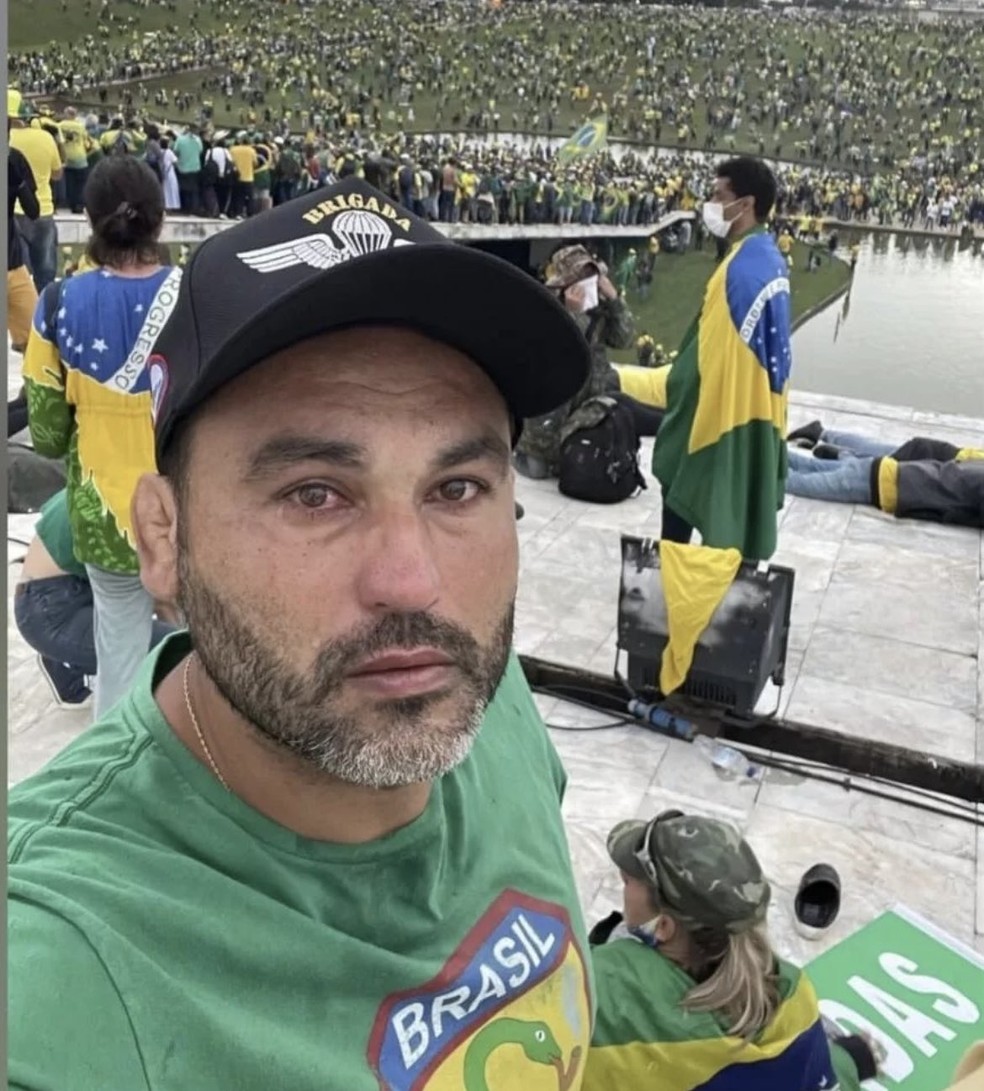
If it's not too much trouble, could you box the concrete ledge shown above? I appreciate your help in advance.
[53,209,695,245]
[791,274,851,334]
[788,388,984,433]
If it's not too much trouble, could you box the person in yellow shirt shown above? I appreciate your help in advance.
[8,141,40,352]
[456,163,478,223]
[9,94,62,291]
[58,106,91,213]
[777,228,794,267]
[228,132,259,219]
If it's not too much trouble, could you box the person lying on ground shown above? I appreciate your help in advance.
[786,420,983,528]
[13,488,177,708]
[582,809,882,1091]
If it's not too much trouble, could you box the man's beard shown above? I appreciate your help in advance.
[176,548,514,790]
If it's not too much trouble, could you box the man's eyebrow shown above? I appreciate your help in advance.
[244,435,367,479]
[431,433,512,474]
[243,432,511,479]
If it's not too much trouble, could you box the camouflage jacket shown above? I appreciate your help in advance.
[516,296,634,469]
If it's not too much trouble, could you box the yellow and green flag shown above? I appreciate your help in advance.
[654,228,792,562]
[556,116,608,163]
[658,542,742,695]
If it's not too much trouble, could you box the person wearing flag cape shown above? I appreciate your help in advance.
[651,158,792,698]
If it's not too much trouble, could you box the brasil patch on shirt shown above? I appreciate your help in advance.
[368,891,592,1091]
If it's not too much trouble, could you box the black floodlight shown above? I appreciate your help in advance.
[617,536,795,715]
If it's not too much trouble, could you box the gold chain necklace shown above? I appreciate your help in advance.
[182,655,230,792]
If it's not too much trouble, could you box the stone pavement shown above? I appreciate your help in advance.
[6,358,983,962]
[515,391,984,964]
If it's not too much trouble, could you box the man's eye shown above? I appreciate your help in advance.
[293,484,338,509]
[435,479,484,504]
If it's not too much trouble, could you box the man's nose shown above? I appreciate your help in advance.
[354,506,443,614]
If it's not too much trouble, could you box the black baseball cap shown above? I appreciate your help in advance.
[146,178,590,462]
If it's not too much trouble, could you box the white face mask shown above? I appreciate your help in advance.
[702,198,740,239]
[576,274,600,314]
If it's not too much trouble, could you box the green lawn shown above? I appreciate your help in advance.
[609,241,849,364]
[58,237,847,351]
[9,0,233,50]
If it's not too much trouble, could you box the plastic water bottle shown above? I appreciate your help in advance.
[693,735,763,781]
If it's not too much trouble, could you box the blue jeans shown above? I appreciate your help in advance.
[786,449,873,504]
[15,214,58,292]
[820,429,895,458]
[14,575,174,704]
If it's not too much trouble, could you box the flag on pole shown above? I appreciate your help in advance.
[556,116,608,163]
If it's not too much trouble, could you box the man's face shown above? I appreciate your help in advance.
[710,176,739,208]
[172,326,518,789]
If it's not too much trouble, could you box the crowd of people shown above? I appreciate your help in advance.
[12,96,984,266]
[7,0,984,235]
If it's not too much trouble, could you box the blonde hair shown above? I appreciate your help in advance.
[683,925,782,1039]
[645,895,781,1039]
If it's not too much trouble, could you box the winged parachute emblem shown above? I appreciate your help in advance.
[332,209,393,255]
[236,233,347,273]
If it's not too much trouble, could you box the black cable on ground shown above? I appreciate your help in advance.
[533,682,634,731]
[749,751,981,822]
[534,682,982,826]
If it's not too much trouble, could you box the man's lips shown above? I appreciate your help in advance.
[348,649,454,676]
[346,649,456,699]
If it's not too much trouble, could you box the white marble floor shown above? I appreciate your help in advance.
[513,390,984,962]
[6,361,983,962]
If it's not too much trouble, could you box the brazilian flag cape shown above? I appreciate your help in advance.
[653,227,791,563]
[583,939,862,1091]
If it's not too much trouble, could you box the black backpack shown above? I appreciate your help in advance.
[558,396,647,504]
[203,150,221,185]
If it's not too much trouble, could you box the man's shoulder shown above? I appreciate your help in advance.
[723,234,791,316]
[731,231,785,272]
[9,888,150,1088]
[9,704,160,871]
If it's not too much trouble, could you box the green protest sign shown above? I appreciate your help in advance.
[807,906,984,1090]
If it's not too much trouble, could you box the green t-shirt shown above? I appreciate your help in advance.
[35,488,86,578]
[9,634,594,1090]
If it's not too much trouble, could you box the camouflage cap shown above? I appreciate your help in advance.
[545,245,599,288]
[607,811,771,934]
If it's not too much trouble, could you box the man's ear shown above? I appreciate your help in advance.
[132,473,180,605]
